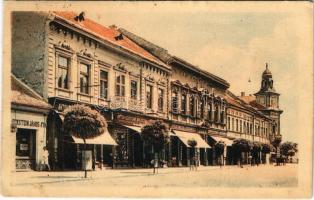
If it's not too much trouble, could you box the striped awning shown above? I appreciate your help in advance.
[172,130,210,148]
[71,130,117,145]
[210,135,233,146]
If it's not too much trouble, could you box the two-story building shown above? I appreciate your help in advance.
[11,11,282,170]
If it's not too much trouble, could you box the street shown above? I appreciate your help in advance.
[5,164,298,197]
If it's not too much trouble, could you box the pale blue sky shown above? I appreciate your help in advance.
[85,2,313,142]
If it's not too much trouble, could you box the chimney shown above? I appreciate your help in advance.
[241,92,245,97]
[75,12,85,22]
[109,24,117,30]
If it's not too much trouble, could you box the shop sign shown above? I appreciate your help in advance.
[171,124,196,133]
[12,119,46,128]
[116,114,152,126]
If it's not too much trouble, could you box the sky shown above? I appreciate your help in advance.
[79,2,314,142]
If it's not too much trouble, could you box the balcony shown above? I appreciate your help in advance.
[110,96,144,113]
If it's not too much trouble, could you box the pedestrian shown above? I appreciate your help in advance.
[42,146,50,171]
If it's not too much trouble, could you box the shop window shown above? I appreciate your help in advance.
[80,63,90,94]
[130,80,137,99]
[115,74,125,96]
[181,94,187,114]
[158,88,164,111]
[100,70,108,99]
[57,56,70,89]
[146,85,153,109]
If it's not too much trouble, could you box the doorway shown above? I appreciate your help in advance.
[16,128,36,170]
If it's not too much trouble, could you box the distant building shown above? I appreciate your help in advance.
[11,11,282,170]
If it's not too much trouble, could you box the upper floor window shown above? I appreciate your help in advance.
[158,88,164,112]
[57,56,69,89]
[240,120,242,133]
[181,94,187,114]
[115,74,125,96]
[172,91,178,113]
[214,104,219,122]
[100,70,108,99]
[190,95,195,117]
[200,99,205,118]
[208,102,212,121]
[80,63,90,94]
[236,119,239,132]
[146,85,153,109]
[130,80,137,99]
[228,117,230,130]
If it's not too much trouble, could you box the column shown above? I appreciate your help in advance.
[168,139,172,167]
[178,142,182,167]
[100,145,103,170]
[187,148,190,166]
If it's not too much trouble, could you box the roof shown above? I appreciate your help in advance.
[118,28,230,89]
[239,95,266,110]
[53,12,169,70]
[11,74,51,110]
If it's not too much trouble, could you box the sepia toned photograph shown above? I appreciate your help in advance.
[1,1,313,198]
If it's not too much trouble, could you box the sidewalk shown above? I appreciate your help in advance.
[11,165,233,186]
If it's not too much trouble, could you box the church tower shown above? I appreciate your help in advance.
[255,63,283,137]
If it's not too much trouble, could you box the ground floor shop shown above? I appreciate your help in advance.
[11,108,50,171]
[46,100,270,170]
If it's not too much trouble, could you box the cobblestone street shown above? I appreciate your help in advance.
[5,164,298,198]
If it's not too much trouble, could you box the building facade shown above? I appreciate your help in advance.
[11,74,51,171]
[11,11,282,170]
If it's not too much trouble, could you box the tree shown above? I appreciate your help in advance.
[141,121,170,174]
[280,141,298,157]
[232,138,250,167]
[215,141,225,167]
[188,139,197,170]
[63,104,107,178]
[251,142,262,165]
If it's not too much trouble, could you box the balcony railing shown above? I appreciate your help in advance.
[110,96,144,112]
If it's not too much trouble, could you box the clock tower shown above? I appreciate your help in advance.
[255,63,283,138]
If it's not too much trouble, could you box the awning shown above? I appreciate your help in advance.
[210,135,233,146]
[55,110,117,145]
[71,130,117,145]
[123,125,142,133]
[172,130,210,148]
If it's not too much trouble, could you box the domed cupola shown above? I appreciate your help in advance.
[262,63,272,78]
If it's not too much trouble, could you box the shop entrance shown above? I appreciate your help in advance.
[16,128,36,170]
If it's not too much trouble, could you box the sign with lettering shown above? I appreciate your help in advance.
[20,144,28,151]
[116,114,153,126]
[12,119,46,128]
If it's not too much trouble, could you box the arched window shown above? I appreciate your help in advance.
[214,103,219,122]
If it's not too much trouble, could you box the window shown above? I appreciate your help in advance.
[146,85,153,109]
[80,63,90,94]
[228,117,230,130]
[190,95,195,116]
[172,91,178,113]
[200,99,205,118]
[214,104,219,122]
[208,102,212,121]
[181,94,187,114]
[236,119,238,132]
[158,88,164,111]
[100,70,108,99]
[240,120,242,133]
[57,56,69,89]
[130,80,137,99]
[115,74,125,96]
[232,118,234,131]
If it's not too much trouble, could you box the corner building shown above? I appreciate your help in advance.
[11,11,282,170]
